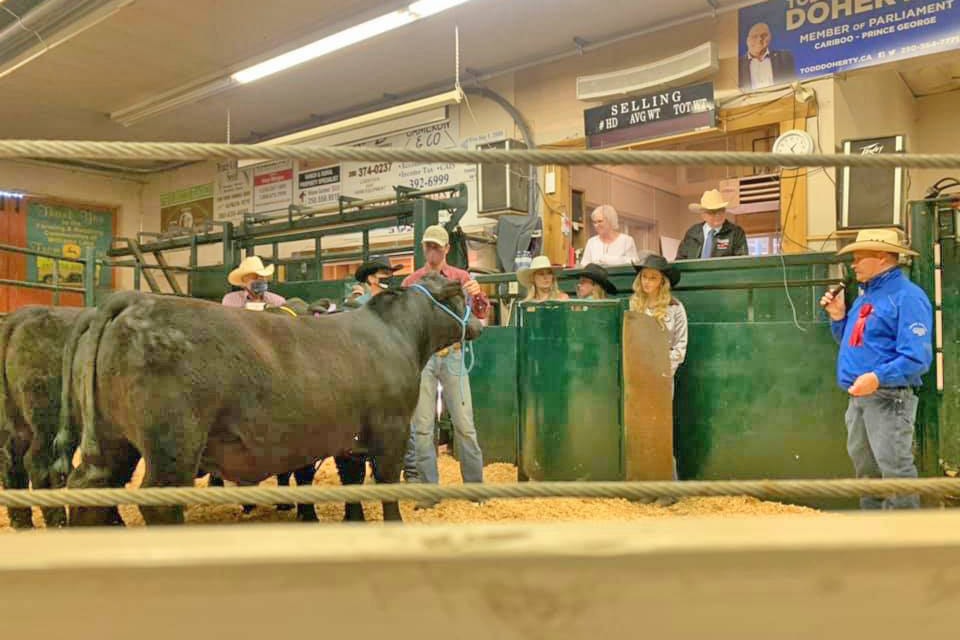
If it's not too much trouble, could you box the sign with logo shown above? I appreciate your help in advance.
[214,160,253,224]
[253,160,295,214]
[26,201,114,288]
[296,161,341,208]
[160,183,214,232]
[584,82,716,148]
[739,0,960,91]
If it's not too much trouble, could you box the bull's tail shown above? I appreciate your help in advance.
[53,293,138,479]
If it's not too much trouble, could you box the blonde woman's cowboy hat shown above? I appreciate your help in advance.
[517,255,563,289]
[228,255,275,287]
[836,228,918,256]
[688,189,729,213]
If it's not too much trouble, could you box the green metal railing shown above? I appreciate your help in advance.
[0,242,98,307]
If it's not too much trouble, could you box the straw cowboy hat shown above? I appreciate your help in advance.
[355,255,404,283]
[688,189,729,213]
[572,262,618,295]
[836,228,918,256]
[517,255,563,289]
[228,255,275,287]
[633,253,681,288]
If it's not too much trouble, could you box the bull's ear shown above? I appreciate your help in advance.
[440,281,463,299]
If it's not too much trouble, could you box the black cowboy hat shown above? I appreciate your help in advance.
[355,256,403,283]
[572,262,618,295]
[632,253,681,288]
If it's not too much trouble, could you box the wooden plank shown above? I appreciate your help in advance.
[3,513,960,639]
[541,164,572,266]
[622,311,673,480]
[779,108,812,254]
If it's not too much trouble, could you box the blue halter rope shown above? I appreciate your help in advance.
[410,283,476,403]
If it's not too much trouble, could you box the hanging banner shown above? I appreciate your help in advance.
[214,160,253,224]
[160,183,214,232]
[296,161,341,208]
[738,0,960,91]
[26,201,113,288]
[253,160,294,214]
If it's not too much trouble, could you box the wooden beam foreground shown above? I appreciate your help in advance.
[2,511,960,639]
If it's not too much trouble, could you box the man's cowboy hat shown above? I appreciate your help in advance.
[572,262,618,295]
[355,255,404,283]
[836,228,918,256]
[228,255,275,287]
[633,253,681,288]
[688,189,729,213]
[517,255,563,289]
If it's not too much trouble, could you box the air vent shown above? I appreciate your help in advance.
[720,174,781,214]
[577,42,719,101]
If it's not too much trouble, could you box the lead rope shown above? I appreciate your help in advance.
[410,283,475,404]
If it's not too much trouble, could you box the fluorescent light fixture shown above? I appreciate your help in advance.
[238,88,462,168]
[0,190,26,198]
[110,76,236,127]
[232,0,472,84]
[109,0,471,127]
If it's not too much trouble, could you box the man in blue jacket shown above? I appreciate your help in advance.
[820,228,933,509]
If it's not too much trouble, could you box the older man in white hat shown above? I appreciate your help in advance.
[676,189,748,260]
[819,228,933,509]
[222,255,286,309]
[401,224,488,507]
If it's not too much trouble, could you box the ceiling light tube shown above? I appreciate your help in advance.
[232,0,471,84]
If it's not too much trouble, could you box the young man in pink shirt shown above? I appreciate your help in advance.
[402,225,488,507]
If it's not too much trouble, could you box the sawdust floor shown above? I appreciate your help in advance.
[1,451,819,531]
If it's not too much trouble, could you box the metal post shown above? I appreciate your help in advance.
[134,263,141,291]
[362,231,369,263]
[52,256,60,306]
[83,247,96,307]
[315,237,322,280]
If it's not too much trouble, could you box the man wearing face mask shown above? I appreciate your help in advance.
[345,255,404,307]
[222,256,287,309]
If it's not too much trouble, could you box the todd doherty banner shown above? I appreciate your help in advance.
[738,0,960,91]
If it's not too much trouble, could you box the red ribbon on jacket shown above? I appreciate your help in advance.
[849,303,874,347]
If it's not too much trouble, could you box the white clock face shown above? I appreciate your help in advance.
[774,130,815,154]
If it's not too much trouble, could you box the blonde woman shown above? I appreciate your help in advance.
[518,255,570,302]
[631,253,688,505]
[574,263,617,300]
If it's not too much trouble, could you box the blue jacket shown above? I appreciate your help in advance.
[831,267,933,390]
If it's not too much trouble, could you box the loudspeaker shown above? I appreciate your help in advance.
[477,139,530,216]
[838,135,905,230]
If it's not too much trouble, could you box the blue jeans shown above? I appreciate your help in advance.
[403,350,484,485]
[845,387,920,509]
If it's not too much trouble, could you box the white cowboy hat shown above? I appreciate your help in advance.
[517,255,563,289]
[228,255,275,287]
[836,228,918,256]
[688,189,729,213]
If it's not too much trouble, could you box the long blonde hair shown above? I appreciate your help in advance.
[524,270,564,302]
[630,270,672,327]
[588,287,607,300]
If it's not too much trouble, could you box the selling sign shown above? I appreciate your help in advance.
[584,82,716,148]
[738,0,960,91]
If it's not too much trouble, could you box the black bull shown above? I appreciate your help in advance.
[57,273,482,525]
[0,305,94,529]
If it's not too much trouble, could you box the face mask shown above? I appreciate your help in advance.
[249,279,268,295]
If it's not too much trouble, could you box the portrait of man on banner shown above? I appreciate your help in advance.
[738,7,797,91]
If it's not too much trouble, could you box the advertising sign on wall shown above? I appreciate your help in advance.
[25,201,113,287]
[738,0,960,91]
[160,183,214,232]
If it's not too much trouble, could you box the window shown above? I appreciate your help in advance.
[747,234,781,256]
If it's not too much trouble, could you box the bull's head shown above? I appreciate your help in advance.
[413,272,484,344]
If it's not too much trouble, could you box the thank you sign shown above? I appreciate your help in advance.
[584,82,716,148]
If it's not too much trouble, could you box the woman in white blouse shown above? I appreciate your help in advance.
[580,204,641,267]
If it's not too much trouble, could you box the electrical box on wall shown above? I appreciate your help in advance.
[477,139,530,216]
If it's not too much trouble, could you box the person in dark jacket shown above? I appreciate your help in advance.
[676,189,749,260]
[738,22,796,90]
[820,228,933,510]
